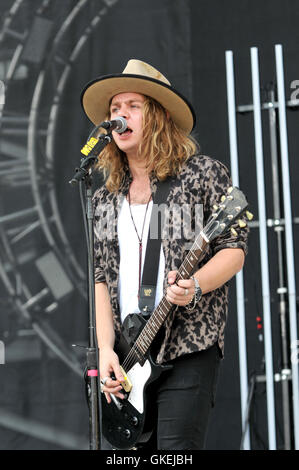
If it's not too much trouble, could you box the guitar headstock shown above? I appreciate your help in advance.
[204,187,252,242]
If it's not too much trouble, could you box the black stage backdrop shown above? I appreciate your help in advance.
[0,0,298,450]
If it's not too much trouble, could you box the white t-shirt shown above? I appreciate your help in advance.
[117,198,165,323]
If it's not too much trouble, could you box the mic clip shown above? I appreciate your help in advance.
[69,133,112,185]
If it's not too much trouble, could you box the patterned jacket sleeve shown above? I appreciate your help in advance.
[93,189,107,283]
[202,158,249,256]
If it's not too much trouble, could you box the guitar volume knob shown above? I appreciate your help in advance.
[123,428,131,439]
[130,416,139,427]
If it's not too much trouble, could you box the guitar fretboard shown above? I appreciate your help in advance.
[134,233,208,357]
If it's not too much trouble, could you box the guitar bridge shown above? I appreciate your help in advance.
[120,366,132,392]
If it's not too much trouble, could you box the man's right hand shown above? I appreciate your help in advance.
[99,347,125,404]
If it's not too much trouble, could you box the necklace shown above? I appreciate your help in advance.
[127,190,152,296]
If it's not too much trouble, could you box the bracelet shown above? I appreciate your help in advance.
[185,275,202,311]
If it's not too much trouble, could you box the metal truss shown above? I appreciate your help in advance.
[0,0,118,372]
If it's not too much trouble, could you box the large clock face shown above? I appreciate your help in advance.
[0,0,117,371]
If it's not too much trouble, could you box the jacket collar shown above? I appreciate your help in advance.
[119,161,159,197]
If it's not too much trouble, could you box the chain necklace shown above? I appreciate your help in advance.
[127,189,152,296]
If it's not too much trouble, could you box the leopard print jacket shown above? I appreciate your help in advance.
[92,154,249,364]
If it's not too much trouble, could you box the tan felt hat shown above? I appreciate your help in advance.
[80,59,196,135]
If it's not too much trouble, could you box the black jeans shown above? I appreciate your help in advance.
[143,343,221,450]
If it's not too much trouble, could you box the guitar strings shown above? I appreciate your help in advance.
[121,245,198,371]
[121,234,208,371]
[121,235,206,372]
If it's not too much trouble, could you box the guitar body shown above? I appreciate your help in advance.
[101,314,172,450]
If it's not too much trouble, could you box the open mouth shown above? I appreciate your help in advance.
[119,127,133,136]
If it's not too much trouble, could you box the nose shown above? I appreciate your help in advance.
[116,103,129,119]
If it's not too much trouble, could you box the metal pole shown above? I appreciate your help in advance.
[250,46,276,450]
[225,50,250,450]
[275,43,299,449]
[267,86,292,449]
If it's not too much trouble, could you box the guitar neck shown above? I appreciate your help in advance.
[134,233,209,357]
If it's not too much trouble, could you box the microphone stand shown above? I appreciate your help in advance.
[69,132,112,450]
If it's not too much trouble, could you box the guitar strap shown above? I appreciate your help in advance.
[138,176,174,318]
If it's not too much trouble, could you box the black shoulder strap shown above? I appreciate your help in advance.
[138,177,173,317]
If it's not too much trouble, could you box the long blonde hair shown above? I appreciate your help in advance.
[95,95,198,192]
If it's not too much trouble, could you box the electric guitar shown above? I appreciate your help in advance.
[101,186,250,449]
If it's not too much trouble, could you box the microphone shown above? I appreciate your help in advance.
[100,117,127,134]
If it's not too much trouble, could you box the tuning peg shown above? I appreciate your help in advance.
[231,227,238,237]
[221,195,226,202]
[246,210,253,220]
[238,219,247,228]
[213,204,218,211]
[228,187,233,194]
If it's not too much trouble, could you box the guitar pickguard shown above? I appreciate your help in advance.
[126,359,151,413]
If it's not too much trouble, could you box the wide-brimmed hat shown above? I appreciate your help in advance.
[80,59,196,135]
